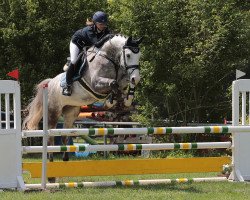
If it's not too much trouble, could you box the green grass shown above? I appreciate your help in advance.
[1,157,250,199]
[1,175,250,200]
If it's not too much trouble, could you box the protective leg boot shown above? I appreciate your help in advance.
[62,62,75,96]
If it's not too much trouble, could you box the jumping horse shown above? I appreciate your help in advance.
[23,34,142,171]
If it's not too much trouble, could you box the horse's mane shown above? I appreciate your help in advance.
[102,34,127,59]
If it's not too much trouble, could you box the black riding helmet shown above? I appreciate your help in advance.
[93,11,108,25]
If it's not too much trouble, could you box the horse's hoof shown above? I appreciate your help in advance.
[63,157,69,161]
[48,156,54,162]
[105,100,117,108]
[124,96,133,107]
[48,177,56,183]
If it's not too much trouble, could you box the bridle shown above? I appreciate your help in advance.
[122,45,140,71]
[98,42,140,80]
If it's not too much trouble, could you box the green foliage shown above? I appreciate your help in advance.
[1,0,249,124]
[109,0,250,124]
[0,0,108,106]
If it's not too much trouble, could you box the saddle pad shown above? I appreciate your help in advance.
[60,72,67,88]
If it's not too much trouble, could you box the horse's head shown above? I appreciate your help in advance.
[101,35,143,108]
[120,36,143,85]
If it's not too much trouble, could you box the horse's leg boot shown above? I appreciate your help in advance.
[110,80,119,94]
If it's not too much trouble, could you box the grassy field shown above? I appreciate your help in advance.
[1,155,250,200]
[0,174,250,200]
[1,173,250,200]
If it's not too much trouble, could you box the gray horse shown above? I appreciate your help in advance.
[23,35,142,163]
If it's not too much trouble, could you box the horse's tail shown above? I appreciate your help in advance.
[22,79,52,130]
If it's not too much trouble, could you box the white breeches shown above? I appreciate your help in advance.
[70,41,80,65]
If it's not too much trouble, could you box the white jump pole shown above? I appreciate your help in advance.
[41,84,49,190]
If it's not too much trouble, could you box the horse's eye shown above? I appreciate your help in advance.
[126,54,131,58]
[132,47,139,53]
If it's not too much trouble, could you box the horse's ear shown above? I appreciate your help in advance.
[126,36,132,45]
[136,37,143,44]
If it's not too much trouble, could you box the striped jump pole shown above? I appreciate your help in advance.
[22,126,250,138]
[22,142,232,153]
[25,177,227,189]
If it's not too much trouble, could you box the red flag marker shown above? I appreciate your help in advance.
[7,69,19,80]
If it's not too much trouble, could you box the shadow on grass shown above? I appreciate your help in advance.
[97,183,203,193]
[22,183,204,194]
[30,183,204,194]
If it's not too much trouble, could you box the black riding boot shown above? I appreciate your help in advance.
[62,62,75,96]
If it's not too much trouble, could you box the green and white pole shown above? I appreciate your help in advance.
[23,141,232,153]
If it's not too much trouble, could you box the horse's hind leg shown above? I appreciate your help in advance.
[47,107,62,183]
[61,106,81,161]
[47,108,61,161]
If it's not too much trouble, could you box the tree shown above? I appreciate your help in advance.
[0,0,108,105]
[109,0,250,124]
[1,0,249,125]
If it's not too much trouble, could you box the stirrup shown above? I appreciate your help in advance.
[62,86,72,96]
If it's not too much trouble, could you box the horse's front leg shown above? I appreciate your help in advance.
[47,136,54,162]
[124,81,136,107]
[124,69,140,107]
[62,136,69,161]
[92,77,119,108]
[62,106,81,161]
[93,77,118,93]
[47,136,56,183]
[104,92,118,109]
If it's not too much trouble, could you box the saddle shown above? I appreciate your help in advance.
[60,52,88,88]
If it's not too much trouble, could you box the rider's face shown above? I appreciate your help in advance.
[95,22,107,31]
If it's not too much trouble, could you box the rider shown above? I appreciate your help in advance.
[62,11,110,96]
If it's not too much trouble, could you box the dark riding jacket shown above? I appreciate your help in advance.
[71,25,110,49]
